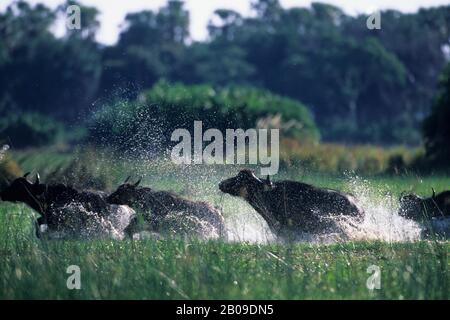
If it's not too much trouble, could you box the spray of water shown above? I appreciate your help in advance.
[35,166,449,243]
[0,144,9,161]
[68,93,450,243]
[40,203,135,240]
[220,175,450,244]
[337,176,423,242]
[224,200,276,244]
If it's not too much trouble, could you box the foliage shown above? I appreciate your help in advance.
[12,147,116,191]
[56,148,115,190]
[423,62,450,168]
[99,1,189,98]
[0,113,66,148]
[1,1,450,146]
[195,2,450,144]
[0,1,102,121]
[89,81,319,153]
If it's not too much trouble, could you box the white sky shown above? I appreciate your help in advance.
[1,0,449,44]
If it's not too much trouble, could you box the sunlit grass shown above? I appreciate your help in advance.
[1,150,449,299]
[0,193,448,299]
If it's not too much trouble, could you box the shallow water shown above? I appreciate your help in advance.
[39,176,449,242]
[40,203,135,240]
[337,176,423,242]
[223,176,449,244]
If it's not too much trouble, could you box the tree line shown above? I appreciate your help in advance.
[1,0,449,148]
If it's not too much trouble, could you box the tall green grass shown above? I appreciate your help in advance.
[0,195,448,299]
[0,149,449,299]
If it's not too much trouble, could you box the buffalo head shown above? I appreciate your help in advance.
[107,176,142,206]
[219,169,274,199]
[398,188,434,220]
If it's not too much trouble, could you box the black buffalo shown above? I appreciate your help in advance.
[107,178,226,238]
[399,189,450,221]
[219,169,364,237]
[0,173,110,237]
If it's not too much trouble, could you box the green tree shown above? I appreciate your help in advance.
[99,1,189,97]
[423,63,450,167]
[0,1,101,121]
[89,81,319,154]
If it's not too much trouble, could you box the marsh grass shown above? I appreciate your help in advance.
[0,190,448,299]
[0,150,449,299]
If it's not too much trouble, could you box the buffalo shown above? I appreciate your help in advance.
[107,177,226,239]
[219,169,364,238]
[399,189,450,221]
[0,173,119,238]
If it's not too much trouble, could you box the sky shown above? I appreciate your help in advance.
[1,0,449,44]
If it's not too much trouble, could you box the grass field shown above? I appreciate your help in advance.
[0,155,449,299]
[0,201,448,299]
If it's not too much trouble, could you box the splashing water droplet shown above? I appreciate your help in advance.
[0,144,9,161]
[41,202,135,240]
[336,176,423,242]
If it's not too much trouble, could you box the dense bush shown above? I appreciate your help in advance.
[0,113,66,148]
[423,62,450,168]
[56,148,115,190]
[89,81,319,154]
[2,2,450,145]
[12,147,116,191]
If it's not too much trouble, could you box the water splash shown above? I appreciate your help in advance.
[40,202,224,241]
[0,144,9,161]
[221,175,449,244]
[336,176,423,242]
[35,150,448,243]
[40,203,135,240]
[158,212,221,240]
[224,201,276,244]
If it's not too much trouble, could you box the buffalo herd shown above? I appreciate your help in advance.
[0,169,449,240]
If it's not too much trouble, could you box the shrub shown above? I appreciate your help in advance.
[423,62,450,168]
[40,147,116,191]
[89,81,319,154]
[10,146,118,191]
[0,113,66,148]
